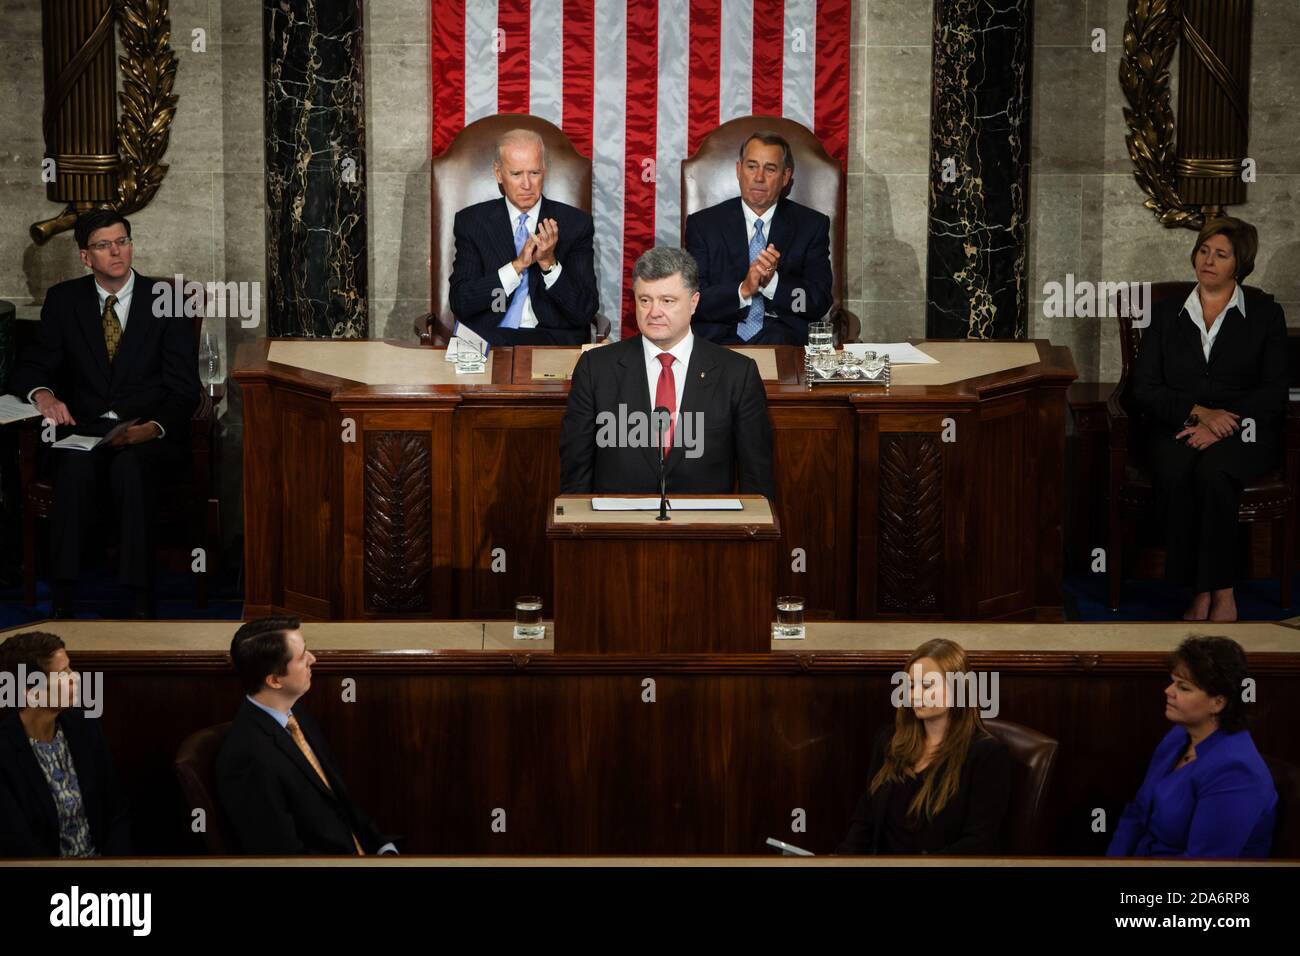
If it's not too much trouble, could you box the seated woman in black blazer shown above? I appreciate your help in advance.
[1132,217,1290,622]
[838,638,1011,855]
[0,632,130,857]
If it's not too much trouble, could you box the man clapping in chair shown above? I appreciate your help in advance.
[448,128,599,346]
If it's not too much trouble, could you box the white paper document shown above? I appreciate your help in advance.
[49,419,138,451]
[844,343,939,365]
[50,433,105,451]
[591,497,744,512]
[0,394,41,425]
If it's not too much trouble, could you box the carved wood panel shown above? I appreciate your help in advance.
[877,433,944,612]
[364,431,433,612]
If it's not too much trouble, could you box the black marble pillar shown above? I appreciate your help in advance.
[264,0,369,337]
[925,0,1032,339]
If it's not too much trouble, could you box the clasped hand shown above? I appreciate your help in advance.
[740,244,780,299]
[512,218,560,274]
[1175,406,1241,450]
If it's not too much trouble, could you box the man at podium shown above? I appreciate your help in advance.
[559,247,774,500]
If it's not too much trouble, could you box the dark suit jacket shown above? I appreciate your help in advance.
[684,196,833,345]
[9,272,200,444]
[0,710,131,857]
[1107,726,1276,858]
[449,196,599,346]
[837,727,1012,855]
[559,334,776,500]
[1132,289,1289,447]
[215,699,387,855]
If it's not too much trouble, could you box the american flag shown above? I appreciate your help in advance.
[431,0,852,337]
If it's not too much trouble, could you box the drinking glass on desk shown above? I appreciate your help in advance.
[773,595,805,640]
[513,595,545,640]
[454,339,487,374]
[806,321,834,354]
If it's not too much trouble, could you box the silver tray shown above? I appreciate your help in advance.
[804,351,891,386]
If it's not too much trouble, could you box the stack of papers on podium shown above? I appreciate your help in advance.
[843,343,939,364]
[592,497,744,511]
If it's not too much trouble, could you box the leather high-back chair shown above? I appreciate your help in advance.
[419,113,598,344]
[680,115,858,342]
[1105,281,1298,610]
[1264,753,1300,859]
[174,722,233,854]
[983,718,1059,855]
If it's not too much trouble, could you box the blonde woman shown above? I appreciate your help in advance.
[838,638,1011,854]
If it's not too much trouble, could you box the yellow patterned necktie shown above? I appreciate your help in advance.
[102,294,121,362]
[285,714,365,855]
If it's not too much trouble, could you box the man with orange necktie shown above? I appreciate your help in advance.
[216,617,397,856]
[559,247,775,500]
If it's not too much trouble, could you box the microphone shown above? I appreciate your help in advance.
[653,405,671,521]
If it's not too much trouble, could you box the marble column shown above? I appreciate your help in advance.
[264,0,369,337]
[925,0,1032,339]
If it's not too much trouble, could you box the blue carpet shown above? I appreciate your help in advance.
[1064,571,1300,622]
[0,568,244,629]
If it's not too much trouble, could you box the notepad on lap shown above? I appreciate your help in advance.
[50,419,138,451]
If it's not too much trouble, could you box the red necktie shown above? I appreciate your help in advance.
[654,352,676,454]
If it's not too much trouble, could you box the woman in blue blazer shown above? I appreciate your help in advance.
[1108,636,1276,858]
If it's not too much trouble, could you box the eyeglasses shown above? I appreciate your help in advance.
[87,237,133,252]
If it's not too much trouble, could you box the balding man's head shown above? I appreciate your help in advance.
[494,129,547,210]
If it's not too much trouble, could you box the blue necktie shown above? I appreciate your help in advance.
[737,218,766,341]
[500,212,530,330]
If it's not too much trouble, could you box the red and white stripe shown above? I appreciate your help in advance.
[431,0,851,338]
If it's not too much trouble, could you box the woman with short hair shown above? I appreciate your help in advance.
[0,631,131,857]
[1108,635,1276,858]
[1132,217,1290,622]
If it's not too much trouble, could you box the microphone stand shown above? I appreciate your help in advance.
[654,405,670,521]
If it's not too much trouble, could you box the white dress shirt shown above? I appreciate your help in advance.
[1183,281,1244,362]
[642,330,694,425]
[737,201,779,308]
[28,268,165,438]
[495,198,563,329]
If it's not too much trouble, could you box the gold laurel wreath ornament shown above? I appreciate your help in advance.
[1119,0,1206,230]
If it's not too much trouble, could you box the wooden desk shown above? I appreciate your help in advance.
[9,618,1296,857]
[233,338,1076,621]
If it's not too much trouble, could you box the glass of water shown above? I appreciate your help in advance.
[806,321,834,354]
[774,595,806,640]
[513,595,545,639]
[455,339,487,374]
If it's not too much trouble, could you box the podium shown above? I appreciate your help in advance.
[546,495,780,654]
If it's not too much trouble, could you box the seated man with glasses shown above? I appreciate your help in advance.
[9,209,200,619]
